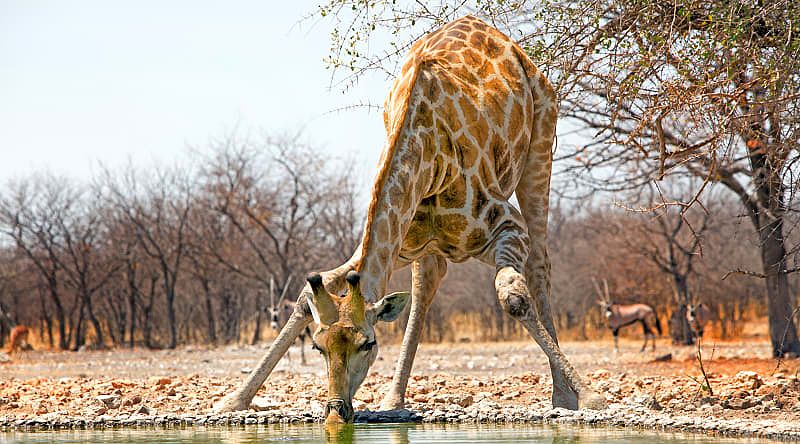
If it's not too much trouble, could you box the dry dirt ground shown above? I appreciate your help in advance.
[1,337,799,426]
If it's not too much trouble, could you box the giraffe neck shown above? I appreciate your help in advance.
[356,122,430,302]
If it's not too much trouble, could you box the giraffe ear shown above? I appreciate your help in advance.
[369,291,410,323]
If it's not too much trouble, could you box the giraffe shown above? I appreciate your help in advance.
[215,15,606,421]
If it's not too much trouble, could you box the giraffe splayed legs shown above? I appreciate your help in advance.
[216,14,607,420]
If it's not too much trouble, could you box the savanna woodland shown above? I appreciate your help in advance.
[2,0,799,361]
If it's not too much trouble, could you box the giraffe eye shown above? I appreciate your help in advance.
[360,340,377,352]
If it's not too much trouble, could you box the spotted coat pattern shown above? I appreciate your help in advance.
[356,15,557,301]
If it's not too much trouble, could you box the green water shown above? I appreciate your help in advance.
[1,424,768,444]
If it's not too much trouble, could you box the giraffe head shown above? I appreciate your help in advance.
[305,271,409,423]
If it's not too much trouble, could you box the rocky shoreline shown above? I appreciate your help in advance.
[2,342,799,441]
[3,401,799,442]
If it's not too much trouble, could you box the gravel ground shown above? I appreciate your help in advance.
[1,338,799,440]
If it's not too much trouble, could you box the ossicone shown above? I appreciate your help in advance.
[307,273,324,290]
[345,271,360,286]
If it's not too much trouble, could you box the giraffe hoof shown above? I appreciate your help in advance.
[552,388,578,410]
[213,392,251,413]
[379,396,405,411]
[579,390,607,410]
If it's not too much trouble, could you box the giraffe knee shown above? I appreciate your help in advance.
[501,292,531,318]
[495,267,531,319]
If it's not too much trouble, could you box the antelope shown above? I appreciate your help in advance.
[266,277,312,365]
[0,304,30,358]
[593,278,662,352]
[7,325,30,356]
[686,302,713,340]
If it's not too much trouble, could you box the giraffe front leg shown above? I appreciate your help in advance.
[300,330,307,365]
[214,260,356,413]
[380,255,447,410]
[214,301,311,412]
[481,216,606,411]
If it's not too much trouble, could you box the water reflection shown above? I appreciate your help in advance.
[325,423,355,444]
[3,423,767,444]
[325,423,410,444]
[552,431,582,444]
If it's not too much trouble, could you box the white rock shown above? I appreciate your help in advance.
[250,397,281,411]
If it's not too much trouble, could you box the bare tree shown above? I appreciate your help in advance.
[53,191,121,349]
[102,165,193,349]
[0,176,78,349]
[196,134,360,325]
[618,187,714,344]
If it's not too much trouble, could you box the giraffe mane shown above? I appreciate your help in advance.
[357,60,423,273]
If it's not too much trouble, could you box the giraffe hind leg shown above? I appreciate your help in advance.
[477,204,605,411]
[514,89,579,408]
[514,107,605,409]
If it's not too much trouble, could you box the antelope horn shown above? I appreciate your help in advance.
[278,275,293,306]
[269,277,275,309]
[306,273,338,324]
[345,271,366,324]
[602,279,611,302]
[591,277,606,303]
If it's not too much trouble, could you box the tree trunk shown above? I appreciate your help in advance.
[251,297,262,346]
[84,293,104,348]
[128,294,137,348]
[671,275,694,345]
[143,307,154,349]
[127,265,138,349]
[759,216,800,357]
[143,276,157,349]
[49,287,68,350]
[39,291,54,348]
[202,280,218,344]
[45,317,54,348]
[116,302,126,346]
[165,288,177,349]
[72,301,86,351]
[107,318,117,344]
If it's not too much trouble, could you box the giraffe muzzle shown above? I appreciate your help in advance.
[324,398,353,423]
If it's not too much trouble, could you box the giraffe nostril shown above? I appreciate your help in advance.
[325,399,353,423]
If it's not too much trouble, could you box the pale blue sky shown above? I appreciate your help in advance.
[0,1,390,183]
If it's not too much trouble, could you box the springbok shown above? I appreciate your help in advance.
[266,277,312,365]
[0,304,30,358]
[686,302,713,340]
[593,278,662,352]
[7,325,30,356]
